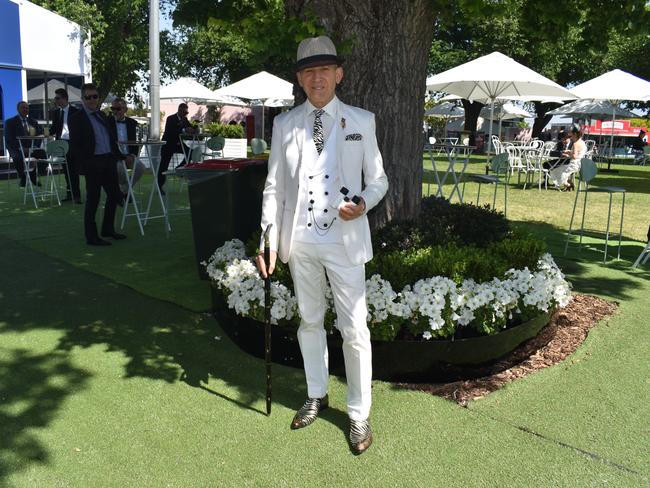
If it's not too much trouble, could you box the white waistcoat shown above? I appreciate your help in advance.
[293,117,342,244]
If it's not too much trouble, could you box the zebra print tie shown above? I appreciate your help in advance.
[313,109,324,154]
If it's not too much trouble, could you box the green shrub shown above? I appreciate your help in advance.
[205,122,245,138]
[374,197,510,252]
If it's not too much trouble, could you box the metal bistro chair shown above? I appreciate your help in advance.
[250,137,267,155]
[204,136,225,159]
[564,158,626,262]
[46,139,70,195]
[640,146,650,166]
[462,152,510,217]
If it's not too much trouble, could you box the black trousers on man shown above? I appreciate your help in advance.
[9,149,38,185]
[83,154,121,242]
[158,142,189,190]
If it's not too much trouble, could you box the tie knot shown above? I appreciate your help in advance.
[314,109,324,118]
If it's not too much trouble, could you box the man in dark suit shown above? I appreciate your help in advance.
[50,88,82,203]
[4,101,42,187]
[159,102,193,193]
[68,83,127,246]
[108,98,144,200]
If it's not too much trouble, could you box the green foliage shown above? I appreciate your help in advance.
[168,0,323,85]
[374,196,510,252]
[31,0,152,103]
[629,118,650,128]
[204,123,245,138]
[367,234,544,293]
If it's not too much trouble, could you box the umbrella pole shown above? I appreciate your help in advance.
[485,101,495,173]
[605,105,617,173]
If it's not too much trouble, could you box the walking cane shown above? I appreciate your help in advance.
[263,224,273,415]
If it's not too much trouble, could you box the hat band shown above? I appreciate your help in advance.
[295,54,340,71]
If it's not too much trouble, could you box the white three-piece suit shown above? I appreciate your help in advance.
[260,96,388,420]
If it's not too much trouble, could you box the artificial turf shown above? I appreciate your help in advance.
[1,163,649,487]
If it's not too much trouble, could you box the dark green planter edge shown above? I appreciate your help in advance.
[212,289,554,383]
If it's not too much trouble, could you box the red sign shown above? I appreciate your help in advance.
[583,119,647,137]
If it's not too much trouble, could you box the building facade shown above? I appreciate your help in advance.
[1,0,91,153]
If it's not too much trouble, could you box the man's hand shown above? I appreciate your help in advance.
[256,250,277,279]
[338,198,366,221]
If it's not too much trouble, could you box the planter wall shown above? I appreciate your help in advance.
[213,290,552,382]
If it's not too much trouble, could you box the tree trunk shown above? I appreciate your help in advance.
[285,0,434,228]
[532,101,561,138]
[461,100,484,146]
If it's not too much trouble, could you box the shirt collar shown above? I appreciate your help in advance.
[305,95,339,120]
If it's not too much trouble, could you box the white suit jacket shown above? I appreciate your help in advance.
[260,99,388,265]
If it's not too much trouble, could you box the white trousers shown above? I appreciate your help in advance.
[288,241,372,421]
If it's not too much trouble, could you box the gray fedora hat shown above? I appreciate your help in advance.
[295,35,342,72]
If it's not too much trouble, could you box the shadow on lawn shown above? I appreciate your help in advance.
[0,236,309,483]
[515,220,650,300]
[0,348,90,484]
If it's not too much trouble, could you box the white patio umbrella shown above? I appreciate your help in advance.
[425,101,465,118]
[426,52,575,154]
[160,77,245,105]
[547,99,636,139]
[437,95,532,142]
[480,102,532,120]
[425,102,465,137]
[571,69,650,155]
[213,71,294,139]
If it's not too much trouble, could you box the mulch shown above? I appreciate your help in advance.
[399,294,618,406]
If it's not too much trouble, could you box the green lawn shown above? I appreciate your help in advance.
[1,162,649,487]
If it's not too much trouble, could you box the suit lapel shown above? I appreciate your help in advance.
[295,106,306,181]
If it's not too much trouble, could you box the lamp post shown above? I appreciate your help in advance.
[149,0,160,140]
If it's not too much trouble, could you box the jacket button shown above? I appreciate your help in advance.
[307,223,312,227]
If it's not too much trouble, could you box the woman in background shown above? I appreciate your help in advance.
[549,125,586,191]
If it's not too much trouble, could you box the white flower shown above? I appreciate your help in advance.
[205,241,572,336]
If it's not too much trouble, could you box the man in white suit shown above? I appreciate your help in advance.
[256,36,388,455]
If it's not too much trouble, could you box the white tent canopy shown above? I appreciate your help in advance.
[213,71,294,105]
[160,77,245,105]
[426,52,575,153]
[27,79,82,103]
[213,71,294,138]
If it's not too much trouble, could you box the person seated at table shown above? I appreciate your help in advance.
[543,130,572,170]
[4,101,44,187]
[549,125,586,191]
[159,103,194,194]
[108,98,145,203]
[631,129,647,164]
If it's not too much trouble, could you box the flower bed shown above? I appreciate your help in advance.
[204,198,572,380]
[205,240,571,342]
